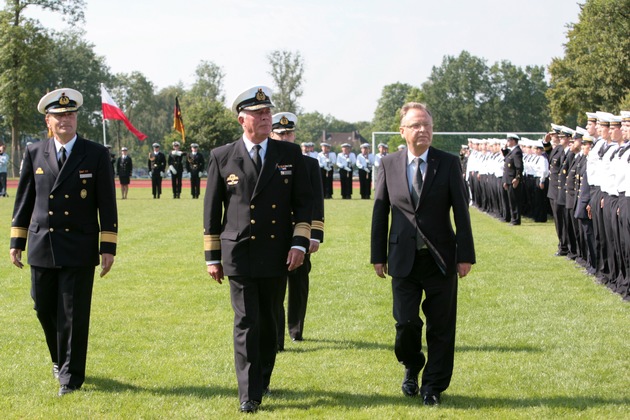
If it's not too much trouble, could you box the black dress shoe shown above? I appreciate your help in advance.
[58,385,80,396]
[239,400,260,413]
[422,393,441,406]
[52,364,59,380]
[401,368,420,397]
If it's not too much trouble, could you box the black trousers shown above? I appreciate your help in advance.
[321,169,333,198]
[339,169,352,199]
[229,276,282,403]
[277,254,311,348]
[391,250,458,396]
[31,265,95,388]
[171,172,182,197]
[506,183,521,224]
[190,173,201,198]
[151,173,162,197]
[358,169,372,199]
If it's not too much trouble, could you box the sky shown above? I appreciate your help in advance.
[26,0,582,122]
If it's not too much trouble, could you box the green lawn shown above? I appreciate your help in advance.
[0,186,628,419]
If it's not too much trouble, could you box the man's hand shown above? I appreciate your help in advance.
[286,248,305,271]
[207,263,224,284]
[373,263,388,278]
[100,253,115,278]
[512,178,520,188]
[309,240,320,254]
[10,248,23,269]
[457,262,472,278]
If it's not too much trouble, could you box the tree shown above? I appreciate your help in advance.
[547,0,630,124]
[0,0,86,176]
[267,50,305,113]
[372,82,414,133]
[189,60,225,104]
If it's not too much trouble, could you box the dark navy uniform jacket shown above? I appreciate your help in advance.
[10,136,118,267]
[204,137,313,277]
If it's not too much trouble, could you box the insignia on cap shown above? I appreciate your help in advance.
[280,116,289,126]
[255,89,267,101]
[59,94,70,106]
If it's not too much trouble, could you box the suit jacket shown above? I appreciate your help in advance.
[10,136,118,267]
[304,155,325,243]
[204,138,313,277]
[371,147,475,277]
[502,145,523,184]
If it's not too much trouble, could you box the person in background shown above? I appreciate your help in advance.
[168,141,185,199]
[116,146,133,200]
[148,143,166,199]
[0,142,9,197]
[318,142,335,199]
[356,143,375,199]
[336,143,355,199]
[270,112,324,350]
[186,143,205,199]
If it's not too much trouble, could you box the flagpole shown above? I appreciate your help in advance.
[101,84,107,146]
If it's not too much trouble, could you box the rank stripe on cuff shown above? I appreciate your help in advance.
[204,234,221,251]
[101,231,118,243]
[11,227,28,239]
[293,222,311,239]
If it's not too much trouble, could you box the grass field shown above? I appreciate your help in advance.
[0,185,628,419]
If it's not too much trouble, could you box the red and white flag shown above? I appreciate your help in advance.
[101,85,148,141]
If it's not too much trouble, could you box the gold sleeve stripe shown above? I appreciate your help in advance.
[11,227,28,239]
[293,222,311,239]
[311,221,324,231]
[204,234,221,251]
[101,232,118,244]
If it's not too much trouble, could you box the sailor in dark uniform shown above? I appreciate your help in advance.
[186,143,205,199]
[168,141,186,198]
[116,146,133,199]
[148,143,166,198]
[270,112,324,351]
[203,86,313,413]
[9,88,118,396]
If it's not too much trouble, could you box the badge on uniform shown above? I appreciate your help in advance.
[227,174,239,185]
[277,164,293,175]
[79,170,93,179]
[81,189,87,199]
[36,167,44,174]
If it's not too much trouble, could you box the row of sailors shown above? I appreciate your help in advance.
[465,136,551,223]
[466,110,630,300]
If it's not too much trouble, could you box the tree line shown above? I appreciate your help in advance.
[1,0,627,177]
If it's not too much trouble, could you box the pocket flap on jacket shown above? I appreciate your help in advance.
[221,230,239,241]
[389,233,398,244]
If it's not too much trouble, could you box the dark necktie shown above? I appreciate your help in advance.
[411,157,424,207]
[58,146,67,169]
[252,145,262,174]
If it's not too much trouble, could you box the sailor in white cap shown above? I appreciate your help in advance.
[270,111,324,351]
[318,142,336,198]
[148,143,166,198]
[336,143,356,199]
[186,143,205,198]
[373,142,389,184]
[502,133,524,225]
[10,88,118,396]
[116,146,133,199]
[168,141,186,198]
[356,143,375,199]
[204,85,313,413]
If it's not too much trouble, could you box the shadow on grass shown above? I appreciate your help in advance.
[87,376,628,411]
[281,338,541,354]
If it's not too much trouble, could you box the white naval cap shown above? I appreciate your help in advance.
[231,86,274,115]
[272,112,297,133]
[37,88,83,115]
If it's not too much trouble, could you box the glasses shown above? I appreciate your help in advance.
[401,122,433,131]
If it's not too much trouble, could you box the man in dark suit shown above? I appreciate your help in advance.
[270,112,325,350]
[371,102,475,406]
[203,86,313,413]
[116,146,133,199]
[186,143,205,199]
[9,88,118,397]
[502,133,524,225]
[148,143,166,198]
